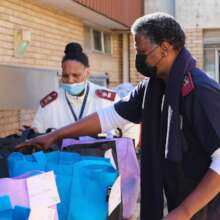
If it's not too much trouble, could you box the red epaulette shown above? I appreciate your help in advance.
[40,91,58,108]
[181,72,195,97]
[95,89,116,101]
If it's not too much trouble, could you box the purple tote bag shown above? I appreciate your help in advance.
[0,171,59,220]
[62,137,140,219]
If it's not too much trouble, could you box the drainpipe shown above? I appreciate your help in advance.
[122,33,129,82]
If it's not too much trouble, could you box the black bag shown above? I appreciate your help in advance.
[63,140,118,167]
[0,127,58,177]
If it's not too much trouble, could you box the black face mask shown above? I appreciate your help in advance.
[135,54,157,78]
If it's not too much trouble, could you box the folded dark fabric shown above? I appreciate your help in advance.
[0,128,58,177]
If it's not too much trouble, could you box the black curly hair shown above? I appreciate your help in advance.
[131,12,185,50]
[62,42,89,67]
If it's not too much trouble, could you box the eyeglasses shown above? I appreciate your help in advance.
[138,46,159,57]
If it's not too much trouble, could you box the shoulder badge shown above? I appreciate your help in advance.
[181,73,195,97]
[40,91,58,108]
[95,89,116,101]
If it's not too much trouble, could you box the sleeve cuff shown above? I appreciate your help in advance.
[210,148,220,175]
[97,105,130,133]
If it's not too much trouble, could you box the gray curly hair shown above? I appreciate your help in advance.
[131,12,185,50]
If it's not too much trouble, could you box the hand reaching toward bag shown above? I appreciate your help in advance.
[16,132,57,152]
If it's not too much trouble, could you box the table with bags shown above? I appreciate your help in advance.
[0,129,140,220]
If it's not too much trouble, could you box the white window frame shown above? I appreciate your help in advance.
[85,26,112,55]
[204,46,220,82]
[92,30,105,53]
[215,48,220,82]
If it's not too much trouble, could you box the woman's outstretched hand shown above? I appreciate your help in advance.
[16,132,57,151]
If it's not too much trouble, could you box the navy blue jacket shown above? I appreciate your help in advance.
[115,68,220,219]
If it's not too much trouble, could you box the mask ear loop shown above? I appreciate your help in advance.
[145,46,163,67]
[153,53,164,68]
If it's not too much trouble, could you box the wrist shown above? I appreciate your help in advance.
[178,202,194,219]
[50,129,62,143]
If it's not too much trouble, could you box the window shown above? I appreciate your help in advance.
[203,30,220,82]
[204,47,216,79]
[204,45,220,82]
[93,30,102,51]
[84,26,112,54]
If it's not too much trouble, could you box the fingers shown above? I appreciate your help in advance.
[15,137,36,150]
[15,141,33,151]
[15,140,50,152]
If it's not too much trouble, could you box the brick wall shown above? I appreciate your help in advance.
[0,110,19,137]
[0,0,84,67]
[0,0,123,82]
[0,110,36,137]
[19,109,36,128]
[87,33,123,88]
[185,28,204,68]
[0,0,124,136]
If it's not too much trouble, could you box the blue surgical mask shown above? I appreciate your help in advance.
[62,81,86,96]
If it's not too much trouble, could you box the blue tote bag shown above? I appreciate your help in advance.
[8,151,118,220]
[8,151,81,220]
[68,159,117,220]
[0,195,30,220]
